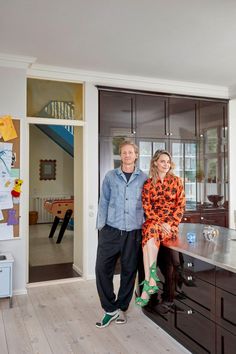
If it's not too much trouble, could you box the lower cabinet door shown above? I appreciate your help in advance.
[216,325,236,354]
[0,266,10,296]
[177,276,215,318]
[216,288,236,336]
[174,300,215,354]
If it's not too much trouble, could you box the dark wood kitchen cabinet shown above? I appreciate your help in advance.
[135,95,198,140]
[182,208,228,227]
[215,269,236,353]
[143,253,236,354]
[135,94,167,138]
[98,87,229,227]
[168,97,198,139]
[99,90,136,137]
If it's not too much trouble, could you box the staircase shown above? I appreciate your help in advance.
[36,100,74,156]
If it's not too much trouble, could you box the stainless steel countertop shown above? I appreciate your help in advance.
[163,223,236,273]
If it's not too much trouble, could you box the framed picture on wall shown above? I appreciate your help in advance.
[39,159,56,180]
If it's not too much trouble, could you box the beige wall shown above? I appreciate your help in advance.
[29,125,73,209]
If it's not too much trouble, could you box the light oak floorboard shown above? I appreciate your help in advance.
[0,311,8,354]
[0,279,190,354]
[15,295,53,354]
[3,306,33,354]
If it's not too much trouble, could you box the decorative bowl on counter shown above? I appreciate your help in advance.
[207,194,223,207]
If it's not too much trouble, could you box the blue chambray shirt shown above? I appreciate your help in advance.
[96,167,148,231]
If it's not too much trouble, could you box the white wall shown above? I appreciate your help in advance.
[228,99,236,229]
[29,125,73,209]
[0,67,27,294]
[83,83,99,278]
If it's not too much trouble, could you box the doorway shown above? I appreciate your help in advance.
[28,123,81,282]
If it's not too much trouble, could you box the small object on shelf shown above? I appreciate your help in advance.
[207,194,223,208]
[186,232,196,243]
[202,225,219,242]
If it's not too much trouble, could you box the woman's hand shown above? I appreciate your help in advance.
[162,223,171,235]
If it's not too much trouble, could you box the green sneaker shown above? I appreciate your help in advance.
[96,311,119,328]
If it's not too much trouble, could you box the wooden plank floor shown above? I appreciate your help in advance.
[0,279,190,354]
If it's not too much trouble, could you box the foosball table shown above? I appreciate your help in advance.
[44,198,74,243]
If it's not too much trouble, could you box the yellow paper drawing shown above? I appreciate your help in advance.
[0,116,18,141]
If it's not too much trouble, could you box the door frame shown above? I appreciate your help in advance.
[26,117,85,283]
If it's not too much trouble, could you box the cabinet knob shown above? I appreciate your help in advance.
[187,276,193,281]
[169,132,173,136]
[187,309,193,315]
[0,269,2,272]
[200,134,204,138]
[187,262,193,267]
[201,216,204,220]
[183,217,187,221]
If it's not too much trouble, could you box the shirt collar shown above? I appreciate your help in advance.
[116,166,140,176]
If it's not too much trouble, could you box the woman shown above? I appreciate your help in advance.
[136,150,186,307]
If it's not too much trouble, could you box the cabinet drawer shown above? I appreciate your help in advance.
[181,213,200,223]
[216,288,236,336]
[181,253,215,284]
[201,213,226,227]
[216,325,236,354]
[177,276,215,318]
[0,267,11,297]
[174,300,215,353]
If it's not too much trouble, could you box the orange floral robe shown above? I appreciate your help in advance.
[142,174,186,248]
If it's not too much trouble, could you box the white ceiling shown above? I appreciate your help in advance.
[1,0,236,88]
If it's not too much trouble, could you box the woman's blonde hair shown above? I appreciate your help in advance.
[150,150,174,184]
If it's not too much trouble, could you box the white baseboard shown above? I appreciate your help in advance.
[13,289,28,296]
[72,263,83,276]
[26,277,84,288]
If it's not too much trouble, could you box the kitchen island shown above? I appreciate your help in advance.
[143,223,236,354]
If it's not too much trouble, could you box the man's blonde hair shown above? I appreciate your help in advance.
[119,140,139,163]
[119,140,139,155]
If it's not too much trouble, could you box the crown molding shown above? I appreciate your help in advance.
[0,53,36,69]
[28,63,229,99]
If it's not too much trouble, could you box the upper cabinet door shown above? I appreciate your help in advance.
[199,101,227,138]
[135,95,167,138]
[198,101,228,206]
[99,91,135,137]
[168,98,198,139]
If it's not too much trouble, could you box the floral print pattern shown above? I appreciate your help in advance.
[142,174,186,248]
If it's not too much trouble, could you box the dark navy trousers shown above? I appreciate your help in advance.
[95,224,142,313]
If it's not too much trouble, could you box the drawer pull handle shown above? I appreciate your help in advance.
[187,276,193,281]
[187,262,193,267]
[187,309,193,315]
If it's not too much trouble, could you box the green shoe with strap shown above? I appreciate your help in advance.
[135,280,150,307]
[148,262,160,295]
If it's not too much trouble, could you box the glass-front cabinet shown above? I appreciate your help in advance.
[98,88,229,227]
[171,142,197,210]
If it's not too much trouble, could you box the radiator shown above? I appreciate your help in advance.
[32,194,72,223]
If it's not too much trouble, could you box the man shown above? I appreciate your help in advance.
[95,140,147,328]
